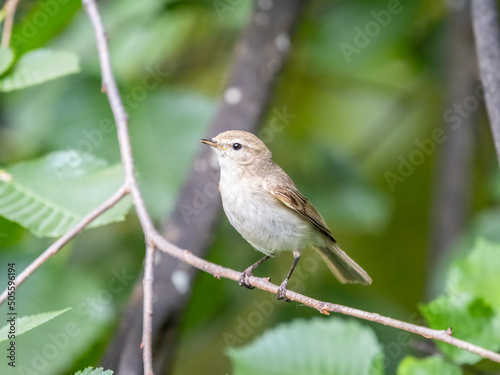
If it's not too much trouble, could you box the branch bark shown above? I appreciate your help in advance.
[101,1,304,373]
[471,0,500,166]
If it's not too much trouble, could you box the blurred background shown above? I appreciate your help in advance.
[1,0,500,374]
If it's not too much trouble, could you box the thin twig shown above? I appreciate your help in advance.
[82,0,156,373]
[471,0,500,166]
[1,0,20,48]
[151,233,500,364]
[141,245,155,375]
[0,184,128,305]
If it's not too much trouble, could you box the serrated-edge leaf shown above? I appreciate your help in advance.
[0,308,71,343]
[227,318,383,375]
[0,177,82,237]
[0,151,130,237]
[0,47,14,75]
[0,48,80,92]
[74,367,114,375]
[0,178,81,235]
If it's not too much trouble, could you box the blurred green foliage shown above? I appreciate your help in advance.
[397,355,461,375]
[0,0,499,374]
[421,240,500,364]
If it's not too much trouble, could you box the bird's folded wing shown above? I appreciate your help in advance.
[263,179,336,242]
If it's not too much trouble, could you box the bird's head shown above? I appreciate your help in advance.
[199,130,272,169]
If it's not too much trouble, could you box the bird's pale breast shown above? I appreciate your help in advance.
[219,171,312,256]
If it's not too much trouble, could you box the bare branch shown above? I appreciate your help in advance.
[0,184,128,305]
[141,245,156,375]
[82,0,157,373]
[471,0,500,166]
[152,232,500,364]
[1,0,20,48]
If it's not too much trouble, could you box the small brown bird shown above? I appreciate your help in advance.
[200,131,371,300]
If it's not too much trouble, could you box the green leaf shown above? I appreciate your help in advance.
[11,0,81,56]
[0,308,70,343]
[449,239,500,308]
[0,49,80,92]
[421,295,500,364]
[74,367,114,375]
[397,355,462,375]
[227,318,384,375]
[0,151,131,237]
[420,239,500,364]
[0,47,14,76]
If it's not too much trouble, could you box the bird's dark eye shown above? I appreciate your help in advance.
[232,143,242,150]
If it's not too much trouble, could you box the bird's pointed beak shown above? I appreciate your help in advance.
[199,138,226,150]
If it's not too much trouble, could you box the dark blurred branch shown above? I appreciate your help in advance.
[472,0,500,166]
[429,2,476,286]
[101,1,305,374]
[1,0,20,48]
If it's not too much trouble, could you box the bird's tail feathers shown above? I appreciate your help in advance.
[314,241,372,285]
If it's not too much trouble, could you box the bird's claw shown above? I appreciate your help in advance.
[239,269,255,289]
[276,281,292,302]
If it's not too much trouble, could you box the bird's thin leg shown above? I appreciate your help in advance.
[277,251,301,301]
[239,255,271,289]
